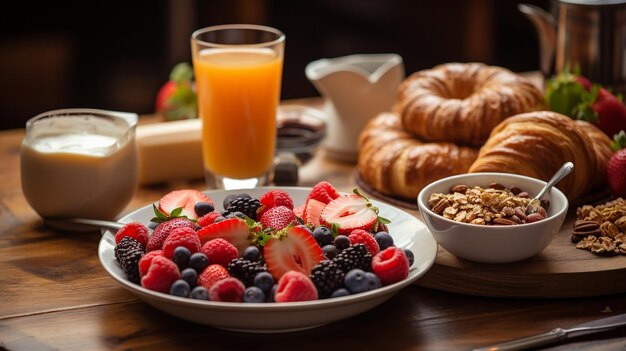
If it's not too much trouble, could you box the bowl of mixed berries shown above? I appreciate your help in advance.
[99,181,437,332]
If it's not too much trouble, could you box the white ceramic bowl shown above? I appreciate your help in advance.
[417,173,568,263]
[99,187,437,333]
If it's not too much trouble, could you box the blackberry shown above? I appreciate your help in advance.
[332,244,372,273]
[227,258,267,286]
[310,260,345,299]
[114,237,146,284]
[226,197,262,220]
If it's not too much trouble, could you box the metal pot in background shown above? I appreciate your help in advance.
[519,0,626,94]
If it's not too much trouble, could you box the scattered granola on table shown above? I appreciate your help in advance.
[428,183,549,225]
[573,198,626,256]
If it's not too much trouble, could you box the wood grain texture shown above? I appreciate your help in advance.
[2,108,626,350]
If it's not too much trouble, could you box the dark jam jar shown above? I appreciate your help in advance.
[273,105,327,185]
[276,105,327,165]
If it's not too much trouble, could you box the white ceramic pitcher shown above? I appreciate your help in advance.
[305,54,404,162]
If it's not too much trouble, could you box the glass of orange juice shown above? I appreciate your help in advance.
[191,24,285,190]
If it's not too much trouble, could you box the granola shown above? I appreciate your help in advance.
[573,198,626,256]
[428,183,547,225]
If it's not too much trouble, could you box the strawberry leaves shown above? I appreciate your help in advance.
[545,71,588,117]
[156,62,198,121]
[151,204,195,224]
[612,130,626,152]
[353,188,391,229]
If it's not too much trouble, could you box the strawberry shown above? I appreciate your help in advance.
[147,217,195,252]
[114,222,149,247]
[157,189,213,220]
[155,62,198,121]
[197,212,221,227]
[141,256,181,293]
[546,72,626,138]
[371,247,409,286]
[197,264,230,290]
[196,217,251,252]
[274,271,318,302]
[307,181,340,204]
[201,238,239,267]
[293,204,305,218]
[320,189,389,235]
[608,131,626,197]
[208,277,245,302]
[260,206,296,231]
[301,198,325,227]
[264,226,325,279]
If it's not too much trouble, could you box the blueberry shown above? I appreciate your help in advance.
[344,269,374,294]
[213,216,227,223]
[365,272,382,290]
[374,231,395,250]
[254,271,275,294]
[243,286,265,303]
[403,248,415,267]
[188,252,209,273]
[172,246,191,270]
[265,284,278,302]
[312,226,333,247]
[334,235,351,251]
[330,288,350,298]
[190,286,209,300]
[322,244,338,260]
[194,201,215,217]
[243,246,260,262]
[148,222,158,230]
[181,268,198,287]
[170,279,190,297]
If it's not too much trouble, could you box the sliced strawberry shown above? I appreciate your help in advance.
[196,217,250,252]
[157,189,213,220]
[302,198,325,227]
[264,227,324,280]
[260,206,296,231]
[320,193,378,235]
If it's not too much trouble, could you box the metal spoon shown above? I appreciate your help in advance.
[526,162,574,215]
[44,218,125,232]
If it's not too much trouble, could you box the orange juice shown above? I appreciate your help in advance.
[194,48,283,179]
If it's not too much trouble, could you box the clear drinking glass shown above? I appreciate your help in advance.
[191,24,285,190]
[20,109,138,220]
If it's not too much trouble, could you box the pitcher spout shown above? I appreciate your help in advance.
[519,3,557,77]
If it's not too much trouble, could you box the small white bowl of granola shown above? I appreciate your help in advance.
[417,173,568,263]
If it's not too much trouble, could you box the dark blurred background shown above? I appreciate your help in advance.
[0,0,548,130]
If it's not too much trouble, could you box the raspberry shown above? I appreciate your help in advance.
[197,212,221,227]
[201,238,238,267]
[114,222,149,247]
[147,217,195,251]
[209,277,245,302]
[198,264,229,290]
[275,271,318,302]
[348,229,380,255]
[307,181,340,204]
[259,190,294,216]
[114,237,146,284]
[371,247,409,286]
[138,250,164,277]
[162,227,202,258]
[141,255,181,293]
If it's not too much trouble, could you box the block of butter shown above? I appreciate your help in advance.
[136,119,204,184]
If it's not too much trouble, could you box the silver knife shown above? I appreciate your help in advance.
[473,313,626,351]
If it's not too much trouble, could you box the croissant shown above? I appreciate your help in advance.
[358,112,479,200]
[394,63,544,146]
[468,111,612,200]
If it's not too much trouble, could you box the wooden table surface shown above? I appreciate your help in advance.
[2,108,626,351]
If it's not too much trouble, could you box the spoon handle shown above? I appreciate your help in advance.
[535,162,574,199]
[45,218,125,231]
